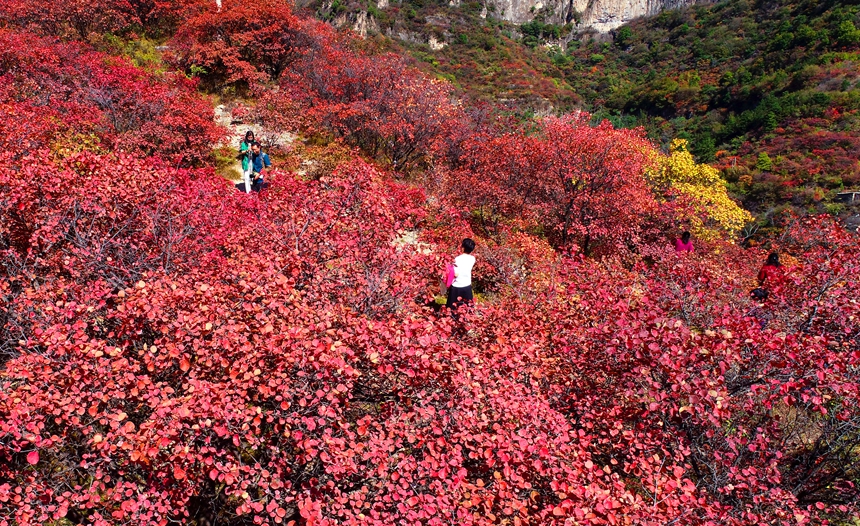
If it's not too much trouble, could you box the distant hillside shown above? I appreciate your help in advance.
[304,0,580,109]
[310,0,860,215]
[560,0,860,214]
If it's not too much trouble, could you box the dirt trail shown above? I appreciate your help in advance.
[214,103,295,184]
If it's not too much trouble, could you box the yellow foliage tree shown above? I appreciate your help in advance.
[649,139,753,239]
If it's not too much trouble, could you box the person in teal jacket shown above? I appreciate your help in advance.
[240,131,255,168]
[239,131,255,193]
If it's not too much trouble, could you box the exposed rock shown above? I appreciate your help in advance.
[428,36,447,50]
[352,11,380,37]
[333,11,380,37]
[377,0,388,8]
[424,13,451,27]
[577,0,706,32]
[486,0,711,32]
[386,28,426,44]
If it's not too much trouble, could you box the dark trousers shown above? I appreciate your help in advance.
[235,181,268,193]
[446,285,473,311]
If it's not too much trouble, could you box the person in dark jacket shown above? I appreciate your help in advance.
[248,142,272,192]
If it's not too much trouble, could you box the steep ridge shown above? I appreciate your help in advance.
[314,0,707,31]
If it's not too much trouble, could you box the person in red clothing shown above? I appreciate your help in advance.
[757,252,783,286]
[674,231,694,252]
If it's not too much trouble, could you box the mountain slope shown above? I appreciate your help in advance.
[559,0,860,213]
[333,0,860,214]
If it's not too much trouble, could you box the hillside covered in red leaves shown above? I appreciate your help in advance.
[0,1,859,525]
[305,0,860,217]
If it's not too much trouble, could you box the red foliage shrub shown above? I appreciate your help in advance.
[0,29,222,164]
[450,114,660,254]
[129,0,214,35]
[0,0,211,38]
[277,49,468,169]
[7,174,857,525]
[168,0,306,86]
[0,0,138,39]
[739,115,860,193]
[0,150,232,286]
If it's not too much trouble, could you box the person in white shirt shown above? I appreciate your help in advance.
[446,238,476,313]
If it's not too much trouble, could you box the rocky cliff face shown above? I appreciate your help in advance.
[490,0,706,32]
[305,0,711,40]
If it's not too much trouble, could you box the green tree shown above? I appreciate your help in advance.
[691,134,716,163]
[836,20,860,46]
[756,152,773,171]
[616,26,633,47]
[763,112,778,132]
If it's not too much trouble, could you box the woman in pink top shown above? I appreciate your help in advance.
[674,231,694,252]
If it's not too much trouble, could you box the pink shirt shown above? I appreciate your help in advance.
[674,239,694,252]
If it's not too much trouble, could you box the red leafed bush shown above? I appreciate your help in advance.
[0,0,138,39]
[0,29,222,164]
[168,0,306,86]
[279,45,469,169]
[0,151,449,525]
[0,0,211,38]
[2,138,858,526]
[450,114,660,254]
[129,0,214,35]
[0,150,235,287]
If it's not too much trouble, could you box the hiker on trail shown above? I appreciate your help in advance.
[239,131,255,194]
[240,130,255,157]
[446,238,476,315]
[248,142,272,192]
[674,231,694,253]
[757,252,783,287]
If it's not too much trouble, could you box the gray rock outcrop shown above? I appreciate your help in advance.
[489,0,708,32]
